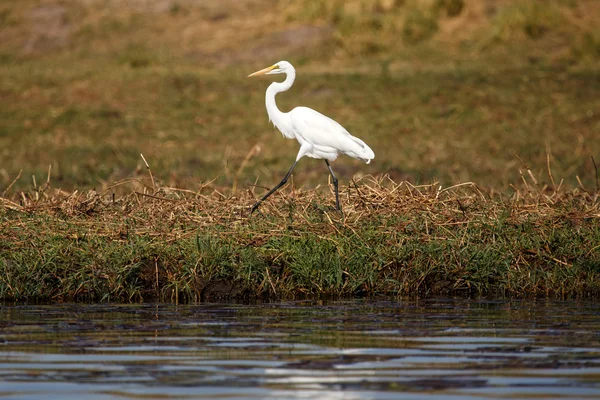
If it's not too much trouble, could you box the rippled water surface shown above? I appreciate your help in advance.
[1,299,599,399]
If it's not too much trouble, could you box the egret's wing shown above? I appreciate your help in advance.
[289,107,374,160]
[290,107,355,148]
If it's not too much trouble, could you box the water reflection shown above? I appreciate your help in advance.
[0,299,599,399]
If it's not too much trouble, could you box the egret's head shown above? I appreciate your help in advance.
[248,61,293,77]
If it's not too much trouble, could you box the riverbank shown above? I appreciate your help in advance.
[1,0,599,302]
[1,178,598,302]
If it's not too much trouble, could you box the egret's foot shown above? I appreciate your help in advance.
[250,202,261,214]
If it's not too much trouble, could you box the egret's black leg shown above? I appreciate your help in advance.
[325,160,341,211]
[251,160,299,214]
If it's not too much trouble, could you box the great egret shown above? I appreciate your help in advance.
[248,60,375,213]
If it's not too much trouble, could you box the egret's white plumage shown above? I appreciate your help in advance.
[248,60,375,213]
[291,107,374,162]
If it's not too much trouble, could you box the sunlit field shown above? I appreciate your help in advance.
[1,0,598,193]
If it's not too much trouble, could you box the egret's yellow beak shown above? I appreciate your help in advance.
[248,65,277,77]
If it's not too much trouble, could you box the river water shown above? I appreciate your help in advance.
[0,299,599,399]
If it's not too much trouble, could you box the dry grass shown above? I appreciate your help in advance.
[1,173,599,302]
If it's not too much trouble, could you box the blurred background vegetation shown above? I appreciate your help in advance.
[0,0,598,195]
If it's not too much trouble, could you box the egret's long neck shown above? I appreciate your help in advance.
[265,68,295,130]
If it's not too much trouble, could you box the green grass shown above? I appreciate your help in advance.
[1,180,598,302]
[1,59,598,195]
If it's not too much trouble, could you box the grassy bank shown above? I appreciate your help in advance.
[1,179,599,302]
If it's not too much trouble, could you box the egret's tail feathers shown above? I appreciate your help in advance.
[348,136,375,164]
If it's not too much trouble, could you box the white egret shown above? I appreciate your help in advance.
[247,60,374,213]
